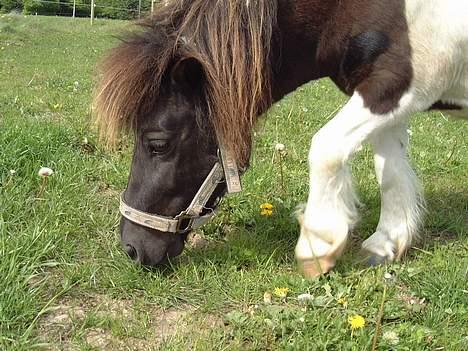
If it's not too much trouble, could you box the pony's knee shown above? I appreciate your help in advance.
[308,130,345,174]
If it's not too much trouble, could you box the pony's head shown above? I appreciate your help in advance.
[94,0,277,265]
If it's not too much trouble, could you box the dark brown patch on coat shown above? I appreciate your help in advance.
[324,0,412,115]
[274,0,412,115]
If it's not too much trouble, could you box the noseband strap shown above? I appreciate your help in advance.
[120,148,242,234]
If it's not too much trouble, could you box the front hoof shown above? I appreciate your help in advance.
[297,257,335,278]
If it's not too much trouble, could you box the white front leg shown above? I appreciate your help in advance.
[363,125,424,263]
[296,92,408,277]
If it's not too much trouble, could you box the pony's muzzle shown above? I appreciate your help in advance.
[120,218,186,266]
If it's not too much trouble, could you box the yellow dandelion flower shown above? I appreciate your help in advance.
[337,297,347,306]
[273,287,289,298]
[260,203,274,216]
[348,315,365,329]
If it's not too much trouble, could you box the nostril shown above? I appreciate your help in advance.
[124,244,138,260]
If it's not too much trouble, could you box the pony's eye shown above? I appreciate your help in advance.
[148,139,170,155]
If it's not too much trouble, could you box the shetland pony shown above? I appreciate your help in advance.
[94,0,467,276]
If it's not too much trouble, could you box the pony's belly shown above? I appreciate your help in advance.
[439,65,468,120]
[439,104,468,120]
[440,99,468,120]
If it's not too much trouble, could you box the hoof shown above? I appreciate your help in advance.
[366,254,388,267]
[298,257,335,278]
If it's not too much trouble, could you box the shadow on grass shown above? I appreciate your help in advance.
[116,187,465,279]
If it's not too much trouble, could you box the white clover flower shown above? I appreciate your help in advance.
[275,143,285,152]
[9,169,16,175]
[382,331,399,345]
[38,167,54,177]
[297,293,313,304]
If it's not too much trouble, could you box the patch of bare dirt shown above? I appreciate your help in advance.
[186,232,213,250]
[38,294,223,350]
[396,285,427,312]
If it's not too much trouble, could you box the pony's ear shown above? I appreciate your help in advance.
[170,58,205,89]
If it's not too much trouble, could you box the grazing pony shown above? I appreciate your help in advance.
[94,0,467,277]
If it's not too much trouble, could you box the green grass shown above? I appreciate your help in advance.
[1,14,467,351]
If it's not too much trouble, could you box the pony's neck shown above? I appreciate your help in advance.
[272,0,344,101]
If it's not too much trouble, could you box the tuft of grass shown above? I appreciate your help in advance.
[0,15,467,350]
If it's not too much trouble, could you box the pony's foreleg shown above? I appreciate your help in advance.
[363,125,424,264]
[296,92,393,277]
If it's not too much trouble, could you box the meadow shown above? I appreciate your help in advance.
[0,14,467,350]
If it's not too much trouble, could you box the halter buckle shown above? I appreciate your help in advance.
[175,213,195,233]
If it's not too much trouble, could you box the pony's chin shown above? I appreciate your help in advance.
[166,238,186,258]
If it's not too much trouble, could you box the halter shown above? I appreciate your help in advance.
[119,147,242,234]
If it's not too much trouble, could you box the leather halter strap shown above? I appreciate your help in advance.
[119,148,242,234]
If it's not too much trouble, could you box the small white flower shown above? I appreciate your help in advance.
[407,128,413,136]
[275,143,285,152]
[9,169,16,175]
[297,293,313,304]
[38,167,54,177]
[298,317,305,323]
[382,330,399,345]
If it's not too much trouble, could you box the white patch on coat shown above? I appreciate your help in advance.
[405,0,468,118]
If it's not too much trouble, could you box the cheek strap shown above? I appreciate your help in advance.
[119,147,242,233]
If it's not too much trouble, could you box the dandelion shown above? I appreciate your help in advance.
[260,203,273,216]
[275,143,285,152]
[348,315,365,330]
[38,167,54,177]
[273,287,289,298]
[337,297,347,306]
[273,143,286,193]
[37,167,54,198]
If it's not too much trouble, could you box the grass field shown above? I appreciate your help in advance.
[0,14,467,351]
